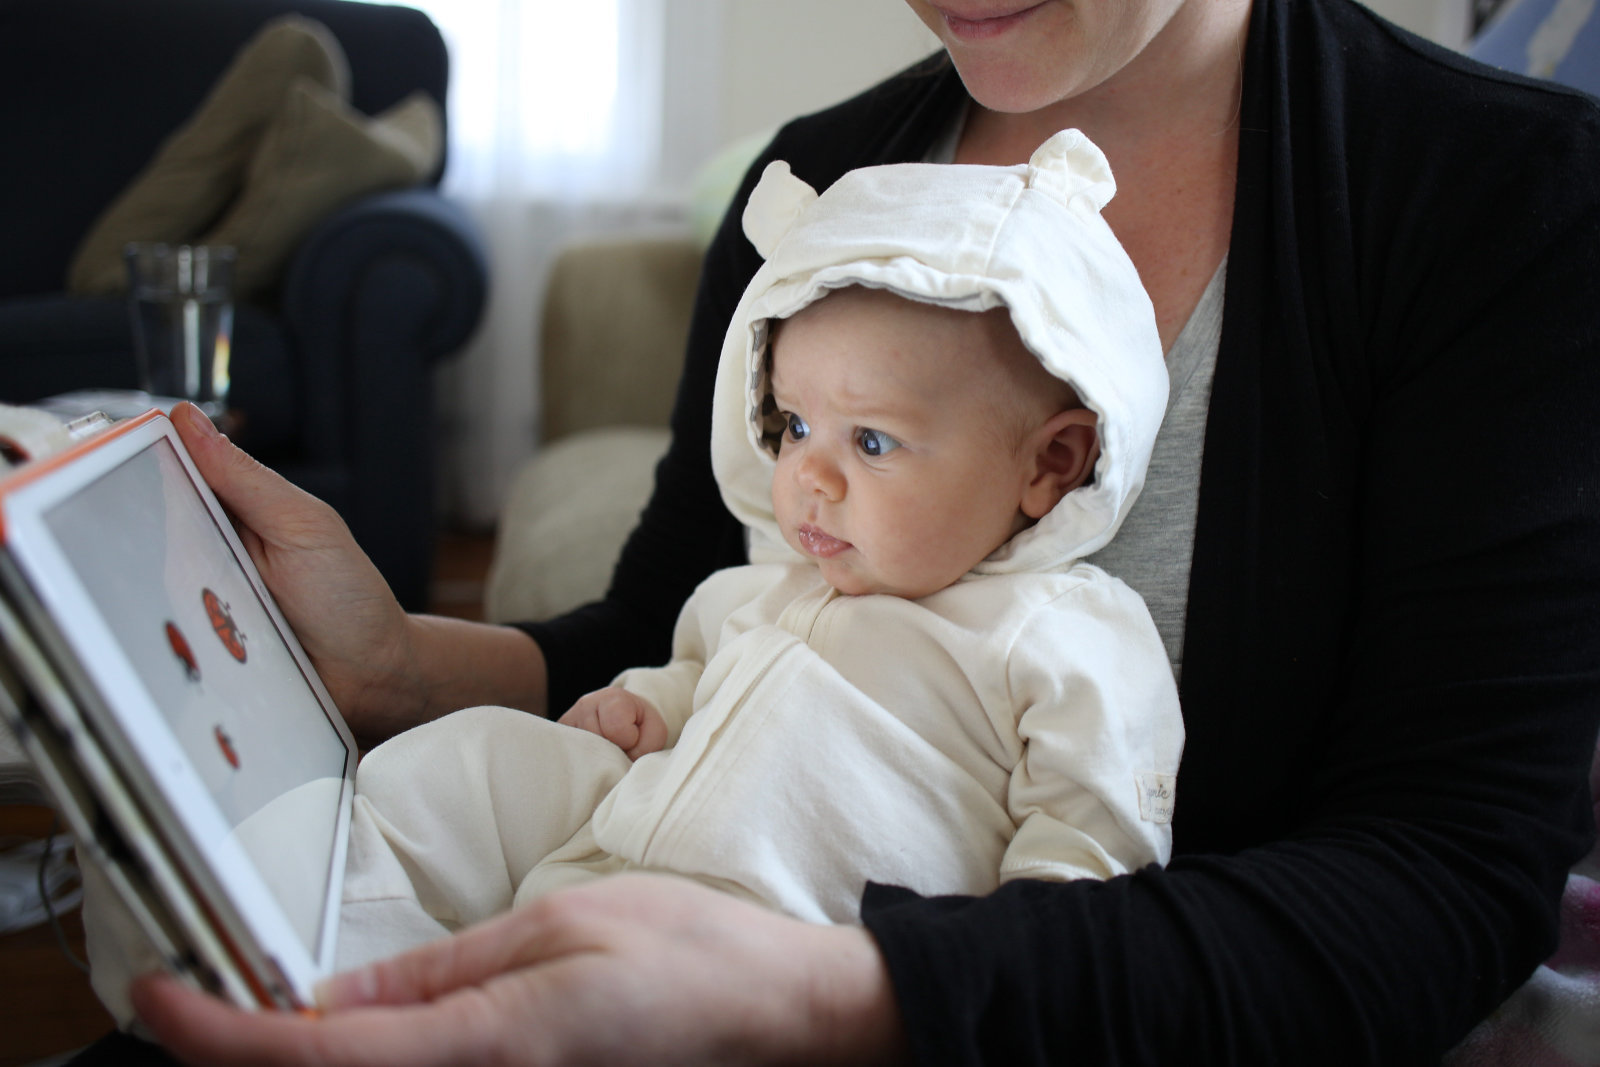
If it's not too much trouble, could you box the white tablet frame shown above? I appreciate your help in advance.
[0,410,356,1009]
[0,594,256,1007]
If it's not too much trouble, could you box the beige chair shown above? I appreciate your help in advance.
[484,131,771,623]
[485,236,703,623]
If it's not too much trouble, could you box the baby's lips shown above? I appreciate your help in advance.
[798,524,851,558]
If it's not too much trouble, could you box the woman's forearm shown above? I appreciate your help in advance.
[340,615,550,744]
[404,614,549,723]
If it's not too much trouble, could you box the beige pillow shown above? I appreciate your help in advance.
[198,79,442,298]
[485,429,673,624]
[66,16,349,295]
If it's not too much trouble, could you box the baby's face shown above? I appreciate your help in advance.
[768,288,1044,599]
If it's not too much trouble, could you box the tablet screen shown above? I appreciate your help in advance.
[41,436,346,956]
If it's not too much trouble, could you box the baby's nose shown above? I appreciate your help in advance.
[796,449,845,500]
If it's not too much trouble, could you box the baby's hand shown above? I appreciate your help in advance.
[558,686,668,760]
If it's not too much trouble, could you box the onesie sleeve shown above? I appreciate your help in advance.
[610,661,702,746]
[608,578,722,745]
[999,575,1182,883]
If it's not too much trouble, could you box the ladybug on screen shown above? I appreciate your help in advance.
[214,725,240,770]
[201,588,247,663]
[165,621,200,682]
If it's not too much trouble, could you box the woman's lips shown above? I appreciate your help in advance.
[798,524,851,559]
[935,1,1047,41]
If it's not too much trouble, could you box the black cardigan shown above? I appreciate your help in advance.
[520,0,1600,1060]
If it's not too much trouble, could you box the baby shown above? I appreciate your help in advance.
[561,283,1099,756]
[331,128,1183,966]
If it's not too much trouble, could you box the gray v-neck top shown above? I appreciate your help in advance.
[1086,259,1224,680]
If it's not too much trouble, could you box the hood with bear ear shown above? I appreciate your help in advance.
[709,128,1168,577]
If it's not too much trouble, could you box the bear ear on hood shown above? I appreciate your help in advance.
[1026,128,1117,214]
[742,160,819,259]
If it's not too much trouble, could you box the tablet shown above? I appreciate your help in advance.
[0,409,356,1010]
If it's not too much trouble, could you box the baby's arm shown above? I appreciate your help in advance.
[559,686,668,760]
[1003,576,1185,881]
[559,563,802,758]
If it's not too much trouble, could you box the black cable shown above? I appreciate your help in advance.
[39,814,89,974]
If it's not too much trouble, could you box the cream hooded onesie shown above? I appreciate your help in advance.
[333,130,1184,968]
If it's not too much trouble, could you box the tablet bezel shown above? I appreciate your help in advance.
[0,410,356,1009]
[0,590,255,1007]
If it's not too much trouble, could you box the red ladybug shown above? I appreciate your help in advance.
[214,725,240,770]
[165,621,199,681]
[202,588,247,663]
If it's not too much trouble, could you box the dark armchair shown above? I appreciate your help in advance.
[0,0,488,610]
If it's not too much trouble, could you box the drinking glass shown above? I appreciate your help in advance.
[124,243,236,419]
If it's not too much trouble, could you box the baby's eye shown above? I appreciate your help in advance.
[785,412,809,442]
[856,428,901,457]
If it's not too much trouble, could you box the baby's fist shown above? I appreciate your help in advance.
[559,686,667,760]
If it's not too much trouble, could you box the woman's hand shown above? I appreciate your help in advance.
[132,873,907,1066]
[172,403,421,743]
[559,687,668,760]
[174,403,549,739]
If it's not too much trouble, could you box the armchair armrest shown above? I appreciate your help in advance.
[283,187,487,373]
[277,187,488,609]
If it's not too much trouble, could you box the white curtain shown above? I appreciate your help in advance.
[400,0,708,526]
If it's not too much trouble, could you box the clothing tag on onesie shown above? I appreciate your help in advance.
[1136,772,1177,824]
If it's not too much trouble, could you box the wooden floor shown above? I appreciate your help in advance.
[0,530,497,1066]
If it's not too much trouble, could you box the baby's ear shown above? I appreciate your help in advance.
[1020,408,1100,520]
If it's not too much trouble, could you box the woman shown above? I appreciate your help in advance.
[130,0,1600,1062]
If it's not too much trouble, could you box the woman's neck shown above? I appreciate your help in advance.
[957,0,1251,350]
[956,0,1250,168]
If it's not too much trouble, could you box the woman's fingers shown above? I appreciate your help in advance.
[132,972,513,1067]
[170,401,417,741]
[171,402,340,553]
[133,874,907,1066]
[319,903,572,1011]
